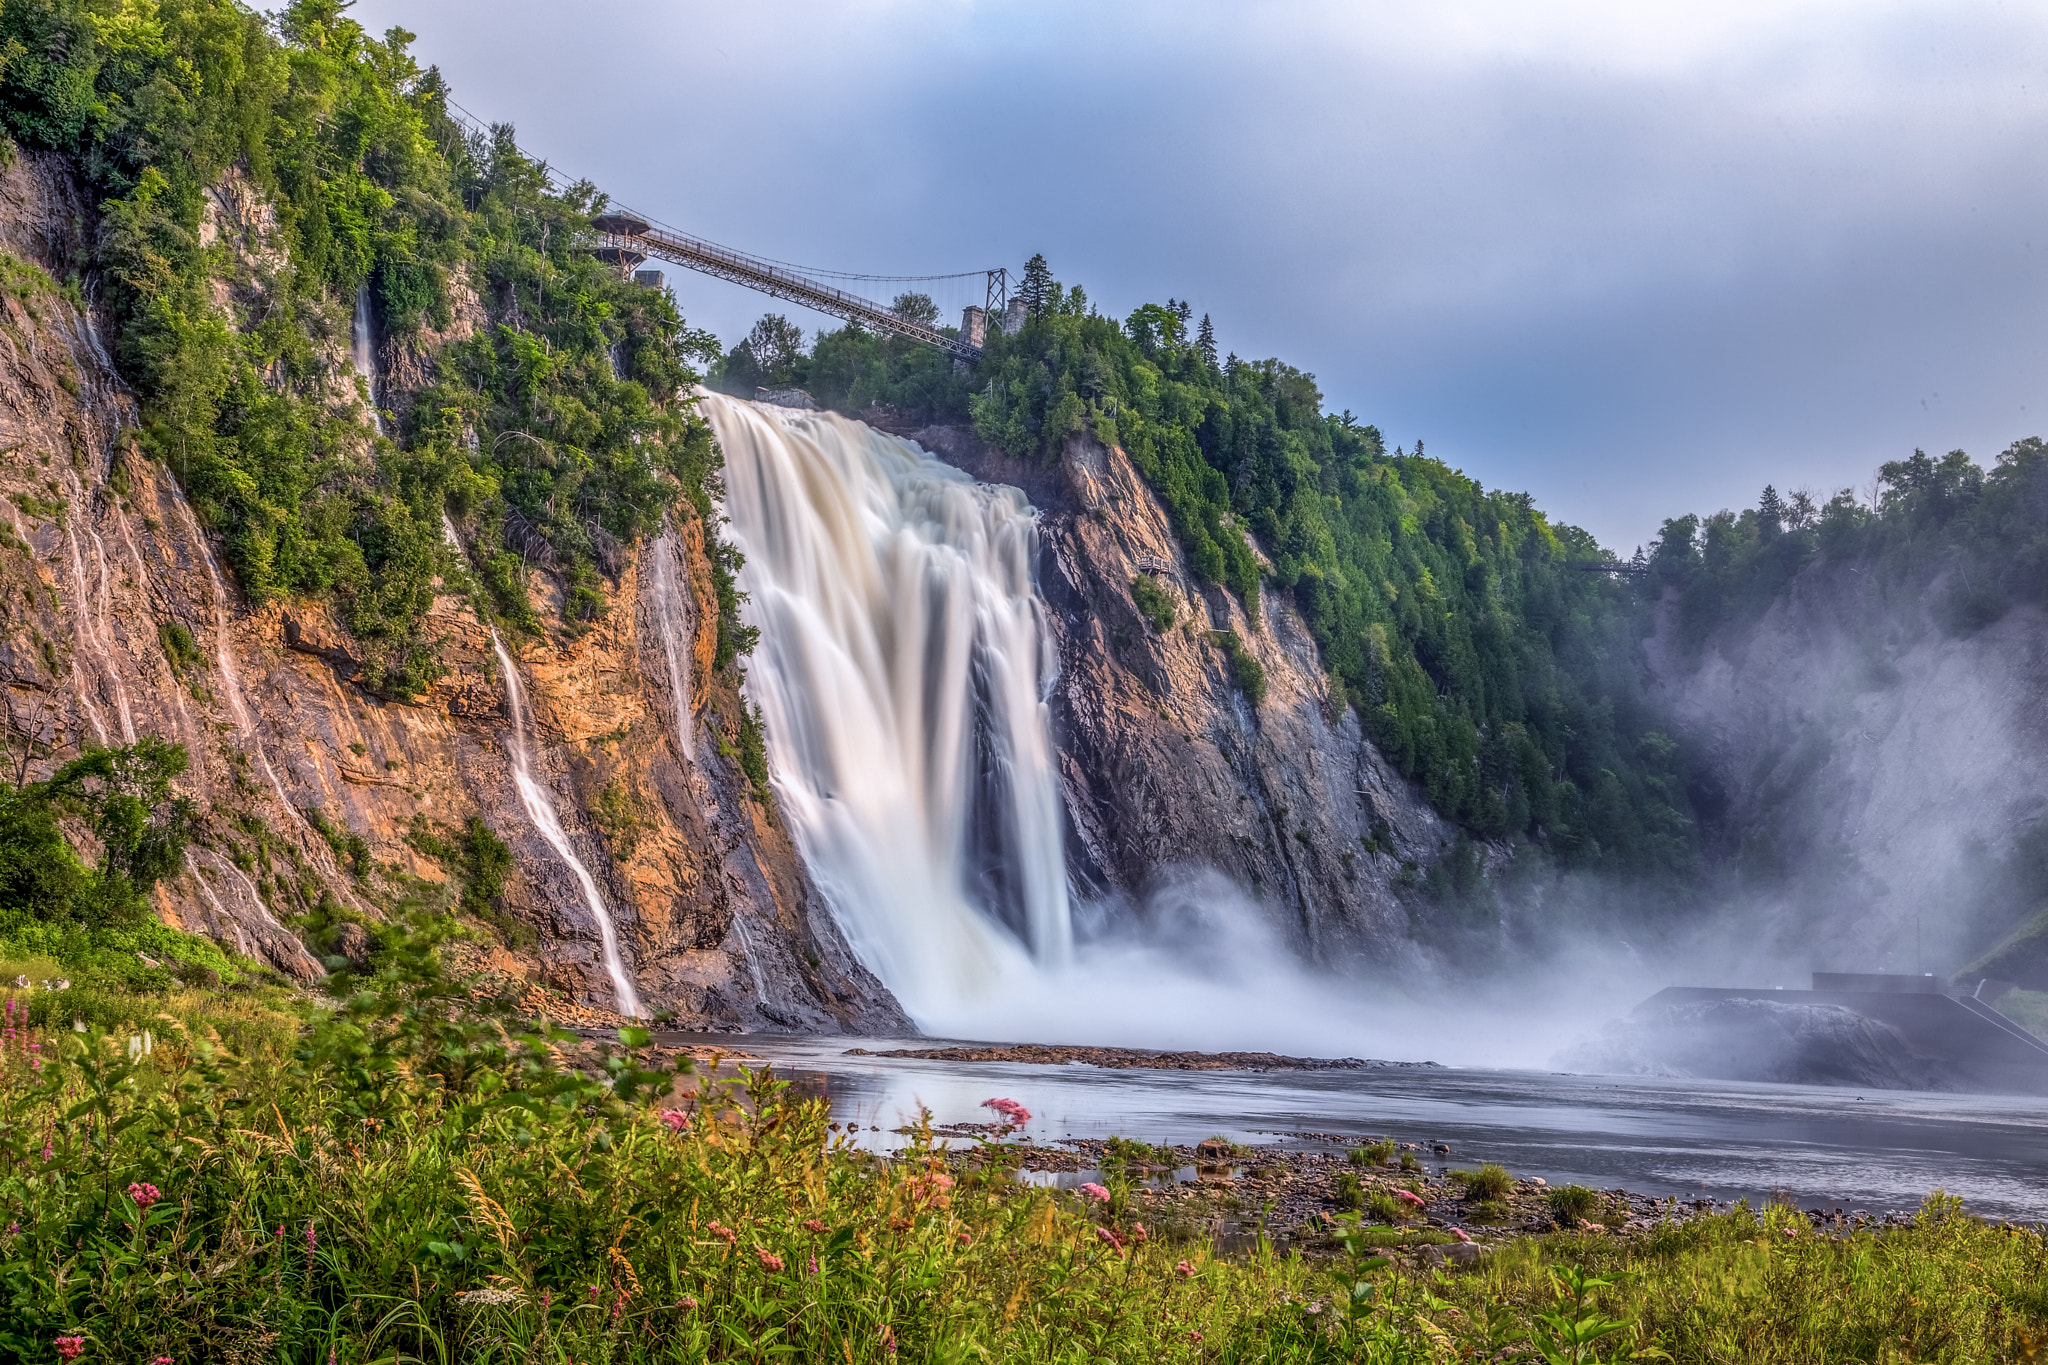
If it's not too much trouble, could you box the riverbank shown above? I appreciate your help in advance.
[5,945,2045,1363]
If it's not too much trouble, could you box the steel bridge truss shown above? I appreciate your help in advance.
[593,214,990,364]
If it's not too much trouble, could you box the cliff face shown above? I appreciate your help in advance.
[0,151,903,1032]
[910,424,1450,965]
[1644,565,2048,975]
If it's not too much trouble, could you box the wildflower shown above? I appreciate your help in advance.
[55,1339,84,1362]
[657,1109,689,1132]
[1189,1331,1203,1343]
[1095,1226,1125,1250]
[707,1221,737,1244]
[5,1223,15,1235]
[956,1230,973,1248]
[802,1218,828,1233]
[610,1293,625,1323]
[275,1226,284,1238]
[154,1358,172,1364]
[756,1248,785,1272]
[882,1325,897,1355]
[1394,1189,1425,1207]
[1131,1222,1148,1243]
[40,1141,51,1162]
[1450,1227,1473,1243]
[980,1097,1031,1126]
[128,1182,163,1211]
[1080,1182,1110,1202]
[907,1169,956,1210]
[1175,1259,1196,1278]
[808,1255,820,1274]
[677,1296,699,1310]
[305,1223,317,1252]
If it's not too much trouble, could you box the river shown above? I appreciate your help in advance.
[658,1031,2048,1223]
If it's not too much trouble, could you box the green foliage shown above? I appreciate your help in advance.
[737,702,774,813]
[1130,573,1177,632]
[156,620,204,672]
[1548,1184,1601,1224]
[0,0,737,690]
[0,737,237,989]
[1213,628,1268,706]
[1451,1163,1515,1201]
[1651,438,2048,651]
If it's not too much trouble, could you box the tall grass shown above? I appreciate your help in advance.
[2,917,2044,1363]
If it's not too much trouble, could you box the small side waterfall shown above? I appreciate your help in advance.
[351,285,384,436]
[488,629,644,1019]
[690,393,1070,1027]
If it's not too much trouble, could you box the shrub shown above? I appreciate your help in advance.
[1450,1163,1514,1201]
[1129,574,1177,632]
[1336,1172,1367,1210]
[1548,1184,1601,1224]
[1355,1138,1395,1167]
[1212,629,1267,705]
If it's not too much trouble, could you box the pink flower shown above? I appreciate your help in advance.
[706,1221,737,1244]
[1175,1259,1196,1278]
[907,1170,956,1209]
[1394,1189,1425,1207]
[154,1358,172,1364]
[1189,1331,1203,1343]
[980,1097,1031,1125]
[756,1247,785,1272]
[808,1255,820,1274]
[127,1182,162,1211]
[802,1218,828,1233]
[55,1339,84,1362]
[1095,1226,1124,1250]
[1451,1227,1473,1243]
[658,1109,689,1132]
[1080,1182,1110,1202]
[1131,1222,1148,1243]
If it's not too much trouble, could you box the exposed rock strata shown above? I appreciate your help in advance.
[0,151,902,1032]
[909,424,1449,964]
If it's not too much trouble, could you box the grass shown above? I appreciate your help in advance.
[1549,1183,1602,1225]
[3,920,2045,1363]
[1130,574,1178,633]
[1449,1162,1515,1201]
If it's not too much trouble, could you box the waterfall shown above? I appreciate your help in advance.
[691,392,1071,1027]
[488,630,644,1019]
[649,525,697,762]
[351,285,383,436]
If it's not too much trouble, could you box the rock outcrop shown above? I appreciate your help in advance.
[0,151,903,1032]
[910,424,1450,964]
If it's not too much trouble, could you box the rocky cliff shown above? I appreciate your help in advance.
[0,150,903,1032]
[908,423,1452,966]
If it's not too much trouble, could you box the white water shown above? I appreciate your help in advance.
[351,285,383,436]
[649,525,697,762]
[692,393,1071,1028]
[488,630,644,1018]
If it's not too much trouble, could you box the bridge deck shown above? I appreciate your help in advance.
[595,214,981,363]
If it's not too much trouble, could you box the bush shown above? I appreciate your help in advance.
[1548,1184,1600,1224]
[1450,1162,1514,1201]
[1335,1172,1366,1209]
[1129,574,1177,632]
[1354,1138,1395,1167]
[1213,629,1267,705]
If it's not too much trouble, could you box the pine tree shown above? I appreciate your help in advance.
[1197,314,1217,367]
[1019,254,1055,318]
[1757,484,1785,537]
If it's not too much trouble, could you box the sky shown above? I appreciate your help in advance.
[349,0,2048,552]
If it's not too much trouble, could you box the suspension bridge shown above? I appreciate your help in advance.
[591,212,1004,364]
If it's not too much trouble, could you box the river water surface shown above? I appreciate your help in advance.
[660,1033,2048,1223]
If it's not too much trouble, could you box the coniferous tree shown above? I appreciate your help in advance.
[1197,313,1218,368]
[1019,253,1055,317]
[1757,484,1785,537]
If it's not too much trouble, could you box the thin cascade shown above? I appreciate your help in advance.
[488,630,644,1018]
[649,523,696,761]
[351,285,384,436]
[442,511,643,1016]
[689,392,1070,1026]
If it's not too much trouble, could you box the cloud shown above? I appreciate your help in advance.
[353,0,2048,547]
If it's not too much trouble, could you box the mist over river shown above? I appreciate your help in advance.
[665,1033,2048,1224]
